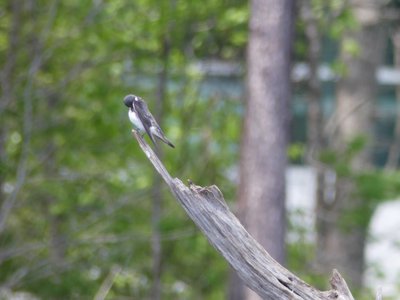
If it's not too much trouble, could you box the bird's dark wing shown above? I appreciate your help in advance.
[133,98,158,147]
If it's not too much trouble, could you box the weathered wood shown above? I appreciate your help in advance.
[132,130,355,300]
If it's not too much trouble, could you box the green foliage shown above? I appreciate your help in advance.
[0,0,246,298]
[288,143,305,163]
[317,135,400,230]
[328,6,358,38]
[319,149,337,165]
[319,135,367,176]
[342,37,361,57]
[3,0,398,298]
[286,208,326,288]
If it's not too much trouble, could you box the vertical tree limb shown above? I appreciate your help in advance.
[385,27,400,170]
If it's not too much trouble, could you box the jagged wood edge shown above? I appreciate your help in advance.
[132,130,355,300]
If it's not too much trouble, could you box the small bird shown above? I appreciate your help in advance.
[123,94,175,148]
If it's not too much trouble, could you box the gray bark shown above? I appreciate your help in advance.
[239,0,293,264]
[301,1,328,236]
[131,130,356,300]
[238,0,294,299]
[237,1,293,298]
[301,0,323,160]
[385,28,400,170]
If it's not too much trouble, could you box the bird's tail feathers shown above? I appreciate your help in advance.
[156,135,175,148]
[152,130,175,148]
[149,126,175,148]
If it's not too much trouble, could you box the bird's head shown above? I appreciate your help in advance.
[124,94,144,110]
[123,94,135,108]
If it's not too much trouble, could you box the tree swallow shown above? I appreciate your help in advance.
[123,94,175,148]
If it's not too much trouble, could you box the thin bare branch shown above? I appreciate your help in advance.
[94,266,122,300]
[0,0,21,113]
[385,28,400,170]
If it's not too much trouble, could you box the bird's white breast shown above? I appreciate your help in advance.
[128,109,145,133]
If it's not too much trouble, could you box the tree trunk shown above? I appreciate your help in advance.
[235,0,294,299]
[385,27,400,170]
[301,0,323,161]
[300,1,328,234]
[316,1,385,289]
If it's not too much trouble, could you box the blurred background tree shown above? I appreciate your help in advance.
[1,0,400,299]
[233,1,293,300]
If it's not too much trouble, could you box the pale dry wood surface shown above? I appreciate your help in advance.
[132,130,355,300]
